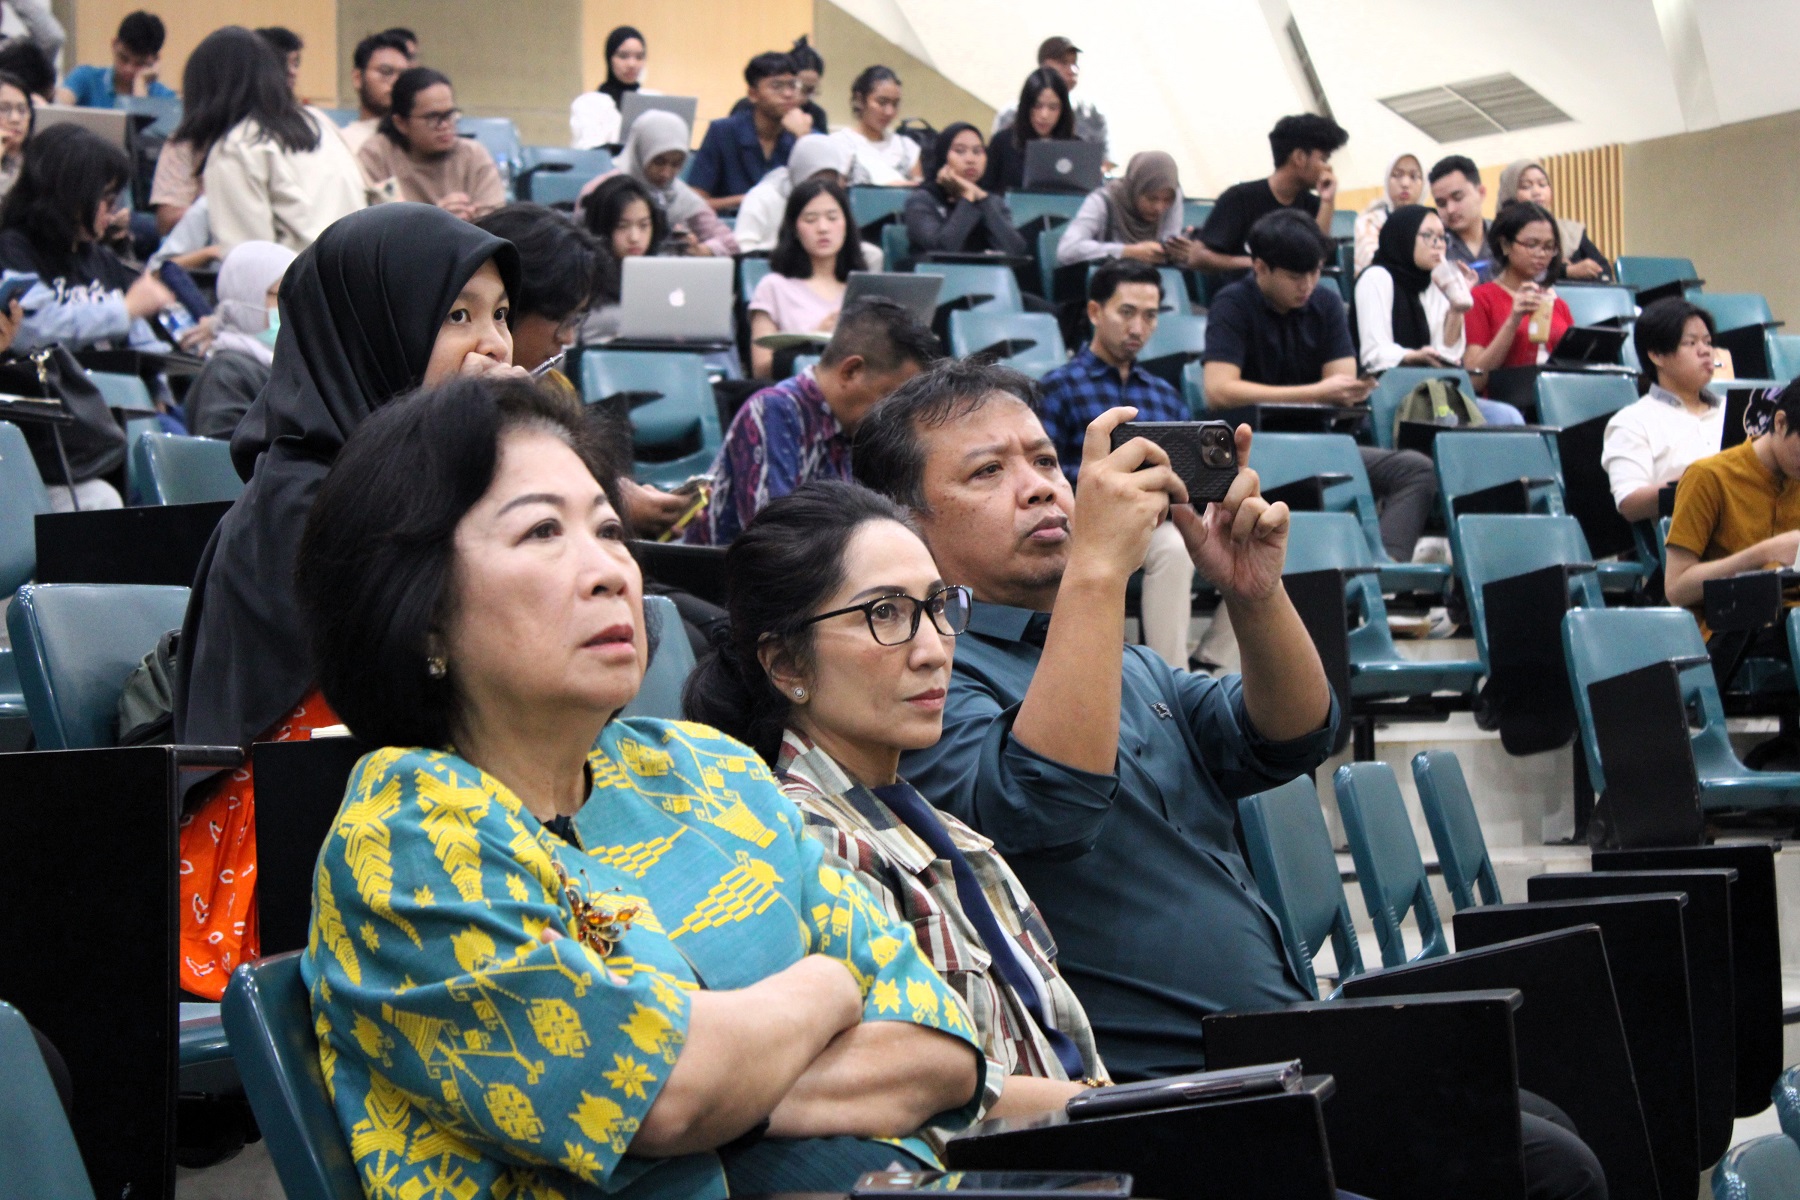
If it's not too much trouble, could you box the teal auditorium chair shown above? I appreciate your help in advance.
[1282,511,1483,700]
[1411,750,1501,909]
[1687,291,1776,332]
[221,953,364,1200]
[1008,191,1085,228]
[1366,365,1476,449]
[1535,369,1637,429]
[1615,256,1699,292]
[1710,1135,1800,1200]
[881,222,911,271]
[456,116,523,182]
[0,422,49,723]
[1238,775,1365,998]
[89,369,153,412]
[1765,333,1800,382]
[1182,360,1207,416]
[518,145,611,205]
[738,255,771,300]
[1559,285,1638,331]
[1774,1065,1800,1145]
[1136,311,1208,374]
[1433,428,1563,544]
[132,433,245,505]
[848,185,911,233]
[916,262,1023,314]
[1563,607,1800,812]
[1036,224,1068,301]
[619,596,694,721]
[6,583,190,749]
[1454,514,1604,668]
[0,1000,95,1200]
[1182,198,1213,229]
[949,311,1066,379]
[580,351,722,487]
[1251,432,1450,594]
[1333,762,1449,968]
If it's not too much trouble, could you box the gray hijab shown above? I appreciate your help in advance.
[620,110,709,228]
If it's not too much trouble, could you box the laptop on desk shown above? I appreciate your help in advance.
[1022,139,1104,193]
[1547,325,1631,367]
[620,93,698,141]
[616,257,733,342]
[33,104,130,149]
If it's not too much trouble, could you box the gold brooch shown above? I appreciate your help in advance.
[553,860,641,957]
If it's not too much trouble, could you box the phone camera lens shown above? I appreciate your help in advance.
[1200,426,1235,468]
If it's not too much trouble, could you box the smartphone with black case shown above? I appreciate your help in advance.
[851,1171,1133,1197]
[1064,1060,1302,1120]
[1108,420,1240,505]
[0,271,38,310]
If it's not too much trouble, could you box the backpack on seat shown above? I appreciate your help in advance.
[1393,377,1486,442]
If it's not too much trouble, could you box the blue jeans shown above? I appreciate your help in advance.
[1477,398,1527,425]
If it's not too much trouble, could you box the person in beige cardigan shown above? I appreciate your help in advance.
[356,66,504,222]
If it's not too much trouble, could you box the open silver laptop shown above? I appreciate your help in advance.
[33,104,130,149]
[617,257,734,341]
[842,272,943,328]
[620,93,699,142]
[1023,139,1104,193]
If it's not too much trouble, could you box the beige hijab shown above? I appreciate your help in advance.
[1102,150,1181,244]
[1498,158,1585,260]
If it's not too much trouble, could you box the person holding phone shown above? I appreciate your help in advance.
[1055,150,1196,270]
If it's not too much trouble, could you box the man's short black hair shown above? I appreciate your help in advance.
[380,27,418,49]
[1247,208,1330,274]
[853,358,1039,513]
[1633,297,1715,392]
[353,30,411,71]
[1428,155,1481,186]
[0,38,54,100]
[1089,259,1164,306]
[256,26,303,55]
[474,204,602,321]
[819,296,941,374]
[1268,113,1347,169]
[116,11,165,57]
[745,51,796,88]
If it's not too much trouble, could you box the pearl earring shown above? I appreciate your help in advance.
[427,656,447,679]
[792,687,806,699]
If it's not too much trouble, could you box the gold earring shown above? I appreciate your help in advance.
[427,656,447,679]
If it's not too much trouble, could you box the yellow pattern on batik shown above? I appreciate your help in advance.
[667,852,783,938]
[415,772,491,903]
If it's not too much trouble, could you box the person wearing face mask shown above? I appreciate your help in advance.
[904,122,1027,261]
[1462,201,1575,384]
[1057,149,1197,268]
[832,66,920,187]
[569,24,657,151]
[982,67,1073,195]
[357,66,505,221]
[172,203,531,999]
[582,110,738,257]
[747,177,865,378]
[1497,159,1611,282]
[1352,152,1423,273]
[182,239,295,438]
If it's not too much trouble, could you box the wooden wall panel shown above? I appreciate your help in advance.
[1545,144,1623,262]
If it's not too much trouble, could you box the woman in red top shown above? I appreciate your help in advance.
[1462,200,1573,385]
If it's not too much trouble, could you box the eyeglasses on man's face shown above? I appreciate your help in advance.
[800,585,973,646]
[412,107,462,130]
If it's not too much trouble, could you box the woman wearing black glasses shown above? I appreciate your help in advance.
[687,480,1113,1141]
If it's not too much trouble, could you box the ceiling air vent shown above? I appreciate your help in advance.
[1379,73,1572,143]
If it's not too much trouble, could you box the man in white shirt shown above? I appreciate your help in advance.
[1603,298,1726,522]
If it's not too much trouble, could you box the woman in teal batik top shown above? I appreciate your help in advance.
[294,375,983,1200]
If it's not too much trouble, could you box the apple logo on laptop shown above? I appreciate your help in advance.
[1056,157,1073,174]
[668,288,686,308]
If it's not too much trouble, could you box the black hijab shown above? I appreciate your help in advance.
[174,204,521,772]
[1365,203,1436,350]
[598,26,645,107]
[922,121,981,204]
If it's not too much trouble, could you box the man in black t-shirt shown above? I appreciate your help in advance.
[1195,113,1347,287]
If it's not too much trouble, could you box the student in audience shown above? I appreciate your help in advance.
[982,67,1072,195]
[1204,210,1438,563]
[747,177,864,378]
[1037,261,1195,669]
[148,37,225,235]
[255,26,303,96]
[183,27,365,254]
[1665,382,1800,629]
[1496,159,1611,281]
[578,173,663,342]
[1352,152,1423,272]
[0,69,31,202]
[1056,150,1201,268]
[1462,201,1575,381]
[380,26,420,60]
[989,37,1109,164]
[570,24,651,150]
[294,375,982,1199]
[173,204,530,998]
[341,30,411,154]
[686,480,1110,1126]
[851,358,1608,1199]
[182,240,294,438]
[832,66,920,187]
[787,35,830,133]
[1603,297,1724,523]
[0,36,53,102]
[904,122,1028,261]
[1428,155,1494,283]
[474,203,601,377]
[359,67,505,221]
[0,124,174,355]
[586,110,738,257]
[735,133,850,254]
[693,297,936,545]
[689,51,800,212]
[1194,113,1346,282]
[56,9,172,107]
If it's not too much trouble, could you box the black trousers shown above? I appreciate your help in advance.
[1519,1089,1609,1200]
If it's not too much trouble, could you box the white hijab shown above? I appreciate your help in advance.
[619,110,709,228]
[211,240,296,366]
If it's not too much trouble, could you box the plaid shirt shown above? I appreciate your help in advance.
[687,369,851,546]
[1036,345,1190,484]
[777,729,1109,1132]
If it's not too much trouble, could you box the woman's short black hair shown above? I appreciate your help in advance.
[379,67,453,149]
[683,480,915,764]
[0,39,54,100]
[1247,208,1330,274]
[474,203,602,321]
[1013,67,1073,145]
[173,27,319,171]
[1486,200,1564,282]
[853,357,1039,512]
[297,376,624,750]
[1633,297,1716,393]
[580,175,667,303]
[0,69,35,136]
[789,35,824,75]
[850,65,900,111]
[0,123,130,265]
[771,177,865,282]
